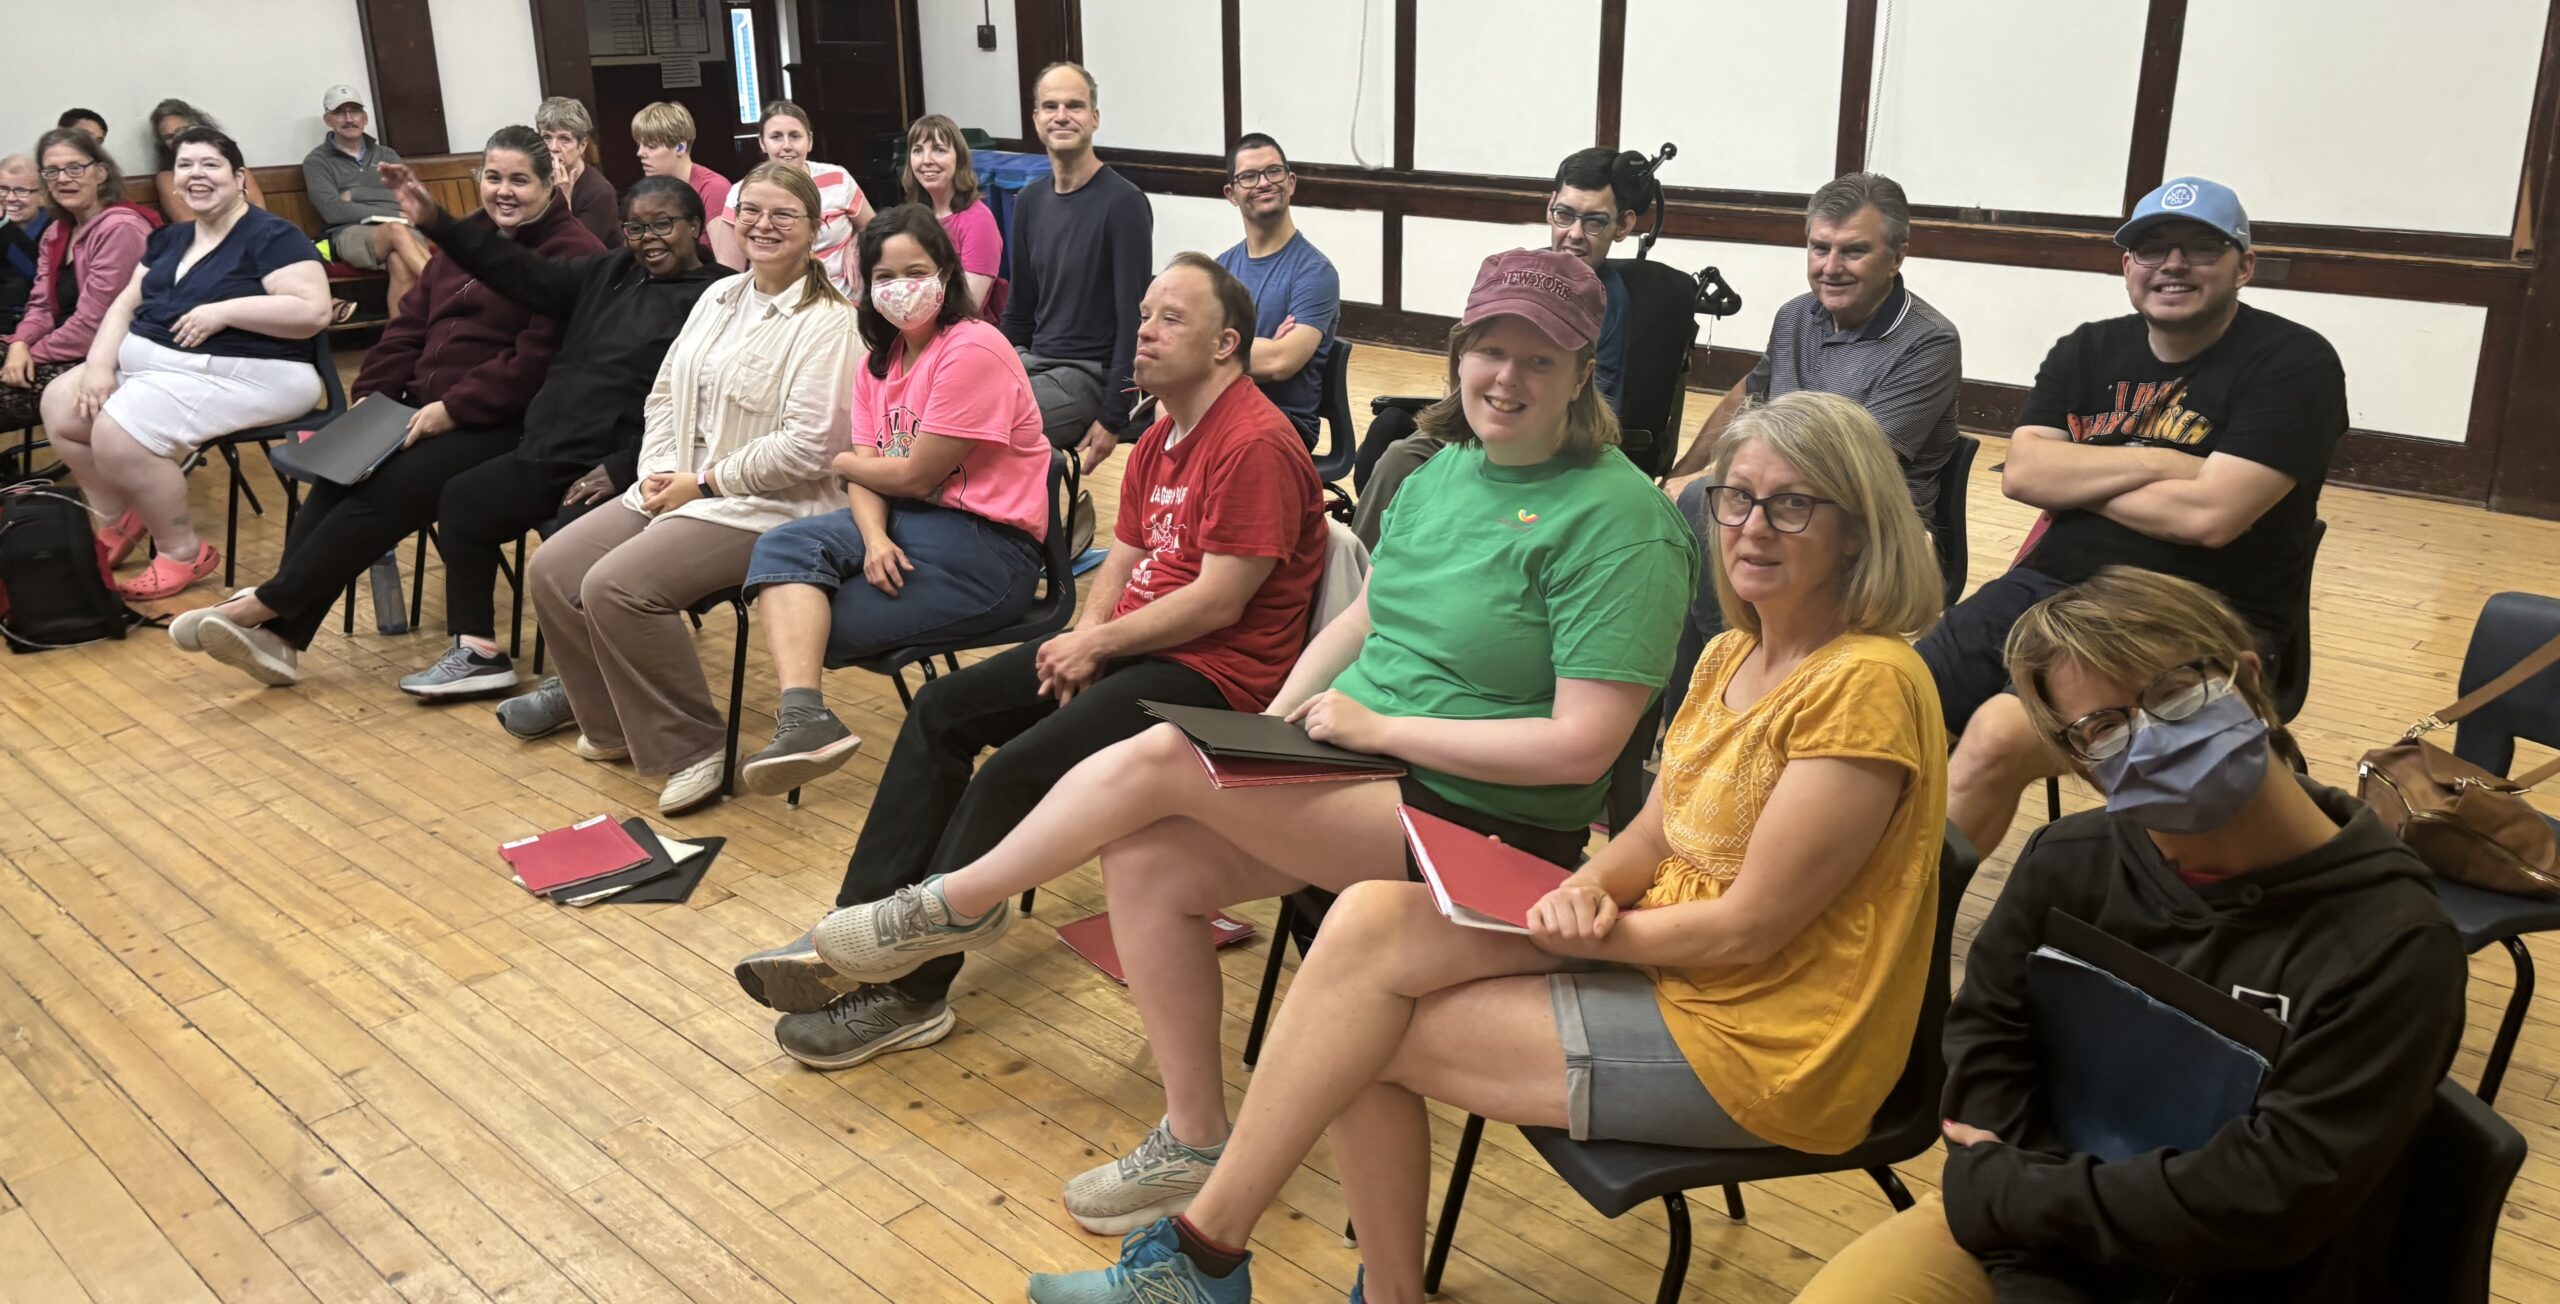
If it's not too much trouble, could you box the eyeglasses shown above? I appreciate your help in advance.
[620,215,687,238]
[0,186,37,201]
[1547,203,1618,237]
[2051,658,2234,763]
[2129,238,2233,268]
[734,203,806,229]
[1704,486,1840,534]
[37,162,99,182]
[1230,164,1289,190]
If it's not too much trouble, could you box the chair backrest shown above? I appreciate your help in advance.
[2272,517,2326,723]
[1603,258,1702,479]
[1931,435,1979,609]
[2388,1079,2525,1303]
[1023,449,1079,626]
[305,329,349,423]
[2452,591,2560,778]
[1868,825,1984,1138]
[1312,339,1358,484]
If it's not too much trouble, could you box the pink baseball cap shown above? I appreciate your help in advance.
[1461,249,1606,352]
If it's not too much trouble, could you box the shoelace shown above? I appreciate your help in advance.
[435,643,486,673]
[881,883,936,944]
[827,989,897,1029]
[1117,1125,1180,1180]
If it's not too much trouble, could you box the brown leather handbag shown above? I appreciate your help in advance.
[2358,633,2560,898]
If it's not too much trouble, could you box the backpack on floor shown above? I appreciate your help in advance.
[0,484,150,652]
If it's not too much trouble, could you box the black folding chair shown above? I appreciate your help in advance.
[2390,1080,2525,1304]
[1932,435,1979,609]
[188,331,347,586]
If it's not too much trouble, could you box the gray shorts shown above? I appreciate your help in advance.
[1547,967,1776,1149]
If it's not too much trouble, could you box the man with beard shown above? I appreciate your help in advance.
[1928,177,2348,858]
[1214,133,1339,447]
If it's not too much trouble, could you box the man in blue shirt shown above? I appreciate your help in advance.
[1213,133,1339,447]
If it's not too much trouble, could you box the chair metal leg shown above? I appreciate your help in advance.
[1019,888,1036,914]
[1342,1218,1355,1248]
[787,786,802,808]
[1653,1192,1693,1304]
[222,453,243,586]
[1243,897,1298,1069]
[531,629,546,675]
[506,536,527,656]
[2045,775,2061,822]
[219,443,264,517]
[1721,1182,1745,1220]
[1866,1165,1916,1212]
[721,602,750,798]
[341,579,356,635]
[408,528,430,628]
[889,668,915,709]
[1422,1113,1485,1295]
[2480,936,2535,1105]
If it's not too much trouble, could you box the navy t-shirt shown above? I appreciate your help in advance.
[1594,261,1628,414]
[131,207,321,361]
[1216,232,1341,443]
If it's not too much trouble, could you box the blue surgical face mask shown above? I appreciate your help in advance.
[2086,686,2271,835]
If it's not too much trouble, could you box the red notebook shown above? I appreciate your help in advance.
[500,814,654,895]
[1055,910,1258,985]
[1399,805,1573,934]
[1187,743,1407,789]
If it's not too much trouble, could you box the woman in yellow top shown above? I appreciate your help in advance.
[1025,388,1951,1303]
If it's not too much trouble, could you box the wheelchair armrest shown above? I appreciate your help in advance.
[1368,394,1436,417]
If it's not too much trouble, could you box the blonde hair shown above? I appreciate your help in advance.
[901,113,980,211]
[631,101,697,149]
[1413,317,1619,463]
[735,162,844,308]
[2005,567,2303,772]
[1705,391,1941,640]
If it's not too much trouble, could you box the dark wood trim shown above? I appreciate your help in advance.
[1837,0,1879,175]
[524,0,594,108]
[1380,210,1403,312]
[1220,0,1243,154]
[355,0,449,156]
[2123,0,2188,213]
[1392,0,1417,171]
[2489,0,2560,517]
[1013,0,1062,141]
[1596,0,1626,150]
[897,0,928,124]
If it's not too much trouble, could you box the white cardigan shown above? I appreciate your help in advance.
[623,272,858,534]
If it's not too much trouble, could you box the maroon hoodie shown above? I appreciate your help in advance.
[352,194,600,428]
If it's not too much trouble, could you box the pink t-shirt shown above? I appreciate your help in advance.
[940,200,1003,278]
[686,163,733,225]
[855,317,1050,540]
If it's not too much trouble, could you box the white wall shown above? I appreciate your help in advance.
[1149,194,1387,307]
[1400,216,1550,316]
[1081,0,1224,156]
[1620,0,1845,196]
[1411,0,1600,177]
[917,0,1021,137]
[2169,0,2546,234]
[432,0,546,150]
[1241,0,1393,169]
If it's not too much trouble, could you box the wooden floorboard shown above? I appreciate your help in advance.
[2,341,2558,1302]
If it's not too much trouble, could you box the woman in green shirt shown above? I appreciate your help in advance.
[771,248,1693,1240]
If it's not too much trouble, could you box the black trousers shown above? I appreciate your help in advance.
[433,451,593,640]
[258,427,519,649]
[1353,406,1417,491]
[836,633,1229,1001]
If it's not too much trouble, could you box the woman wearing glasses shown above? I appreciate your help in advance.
[1801,567,2463,1304]
[3,129,153,441]
[709,100,872,294]
[901,113,1000,313]
[516,162,854,815]
[370,167,726,701]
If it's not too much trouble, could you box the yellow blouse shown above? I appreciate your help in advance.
[1636,630,1948,1154]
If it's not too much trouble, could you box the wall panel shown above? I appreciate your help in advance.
[1240,0,1394,169]
[919,0,1021,135]
[431,0,544,149]
[1619,0,1845,195]
[1410,0,1600,178]
[1081,0,1223,156]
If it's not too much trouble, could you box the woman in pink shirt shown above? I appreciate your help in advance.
[901,114,1002,315]
[736,204,1052,795]
[0,128,151,431]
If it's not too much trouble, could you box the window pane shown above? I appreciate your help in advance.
[731,7,762,124]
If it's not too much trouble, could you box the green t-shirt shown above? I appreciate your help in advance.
[1334,442,1697,830]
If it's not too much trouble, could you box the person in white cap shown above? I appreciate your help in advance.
[301,85,427,315]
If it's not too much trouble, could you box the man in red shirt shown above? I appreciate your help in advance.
[732,252,1328,1071]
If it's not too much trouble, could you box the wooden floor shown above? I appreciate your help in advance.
[4,341,2560,1304]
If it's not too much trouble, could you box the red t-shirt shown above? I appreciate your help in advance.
[1113,375,1328,710]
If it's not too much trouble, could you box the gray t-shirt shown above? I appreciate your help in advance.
[1746,277,1962,512]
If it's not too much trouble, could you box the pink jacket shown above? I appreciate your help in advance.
[8,206,152,362]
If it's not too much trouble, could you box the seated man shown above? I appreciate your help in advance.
[1350,145,1651,545]
[1800,568,2463,1304]
[1213,132,1339,447]
[1658,171,1962,710]
[1928,177,2346,857]
[303,85,429,315]
[729,252,1328,1068]
[1003,60,1151,473]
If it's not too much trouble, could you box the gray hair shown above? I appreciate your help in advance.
[0,153,32,177]
[534,96,596,141]
[1808,172,1911,249]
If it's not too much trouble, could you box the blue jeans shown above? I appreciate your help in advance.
[745,501,1043,665]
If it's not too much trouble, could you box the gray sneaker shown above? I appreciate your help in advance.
[738,704,861,796]
[401,639,519,700]
[774,987,955,1070]
[495,677,575,740]
[735,931,864,1012]
[1061,1118,1224,1235]
[811,875,1012,983]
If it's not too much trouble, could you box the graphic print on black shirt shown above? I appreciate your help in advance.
[2016,303,2347,635]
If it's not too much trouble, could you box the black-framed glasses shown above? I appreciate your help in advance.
[1230,163,1289,190]
[37,162,99,181]
[620,215,686,239]
[2129,237,2233,268]
[1704,485,1840,534]
[2052,658,2234,763]
[1547,202,1617,237]
[734,203,806,229]
[0,185,37,201]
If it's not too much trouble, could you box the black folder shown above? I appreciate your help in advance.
[1138,700,1404,771]
[549,818,724,906]
[267,394,417,486]
[2025,910,2286,1163]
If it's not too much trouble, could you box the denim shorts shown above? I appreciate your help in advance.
[1547,967,1774,1149]
[744,500,1042,665]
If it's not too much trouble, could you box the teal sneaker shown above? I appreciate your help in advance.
[1025,1218,1251,1303]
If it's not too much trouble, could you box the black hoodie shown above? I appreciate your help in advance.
[1940,780,2466,1304]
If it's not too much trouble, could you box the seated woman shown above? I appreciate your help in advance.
[709,100,872,292]
[149,100,268,223]
[40,127,330,600]
[902,113,1001,312]
[2,129,152,438]
[737,204,1049,794]
[789,249,1701,1236]
[168,126,600,686]
[1798,568,2465,1304]
[521,162,853,815]
[1023,389,1950,1303]
[535,96,623,248]
[378,171,727,699]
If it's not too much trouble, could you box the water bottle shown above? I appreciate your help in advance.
[368,552,407,634]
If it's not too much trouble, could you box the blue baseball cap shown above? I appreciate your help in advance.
[2116,177,2250,251]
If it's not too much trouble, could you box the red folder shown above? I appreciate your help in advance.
[1055,910,1258,985]
[1187,742,1406,789]
[1399,805,1573,934]
[500,814,654,895]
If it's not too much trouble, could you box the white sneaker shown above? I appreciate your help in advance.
[169,589,254,652]
[573,735,629,762]
[1060,1118,1225,1235]
[198,613,299,686]
[658,752,726,815]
